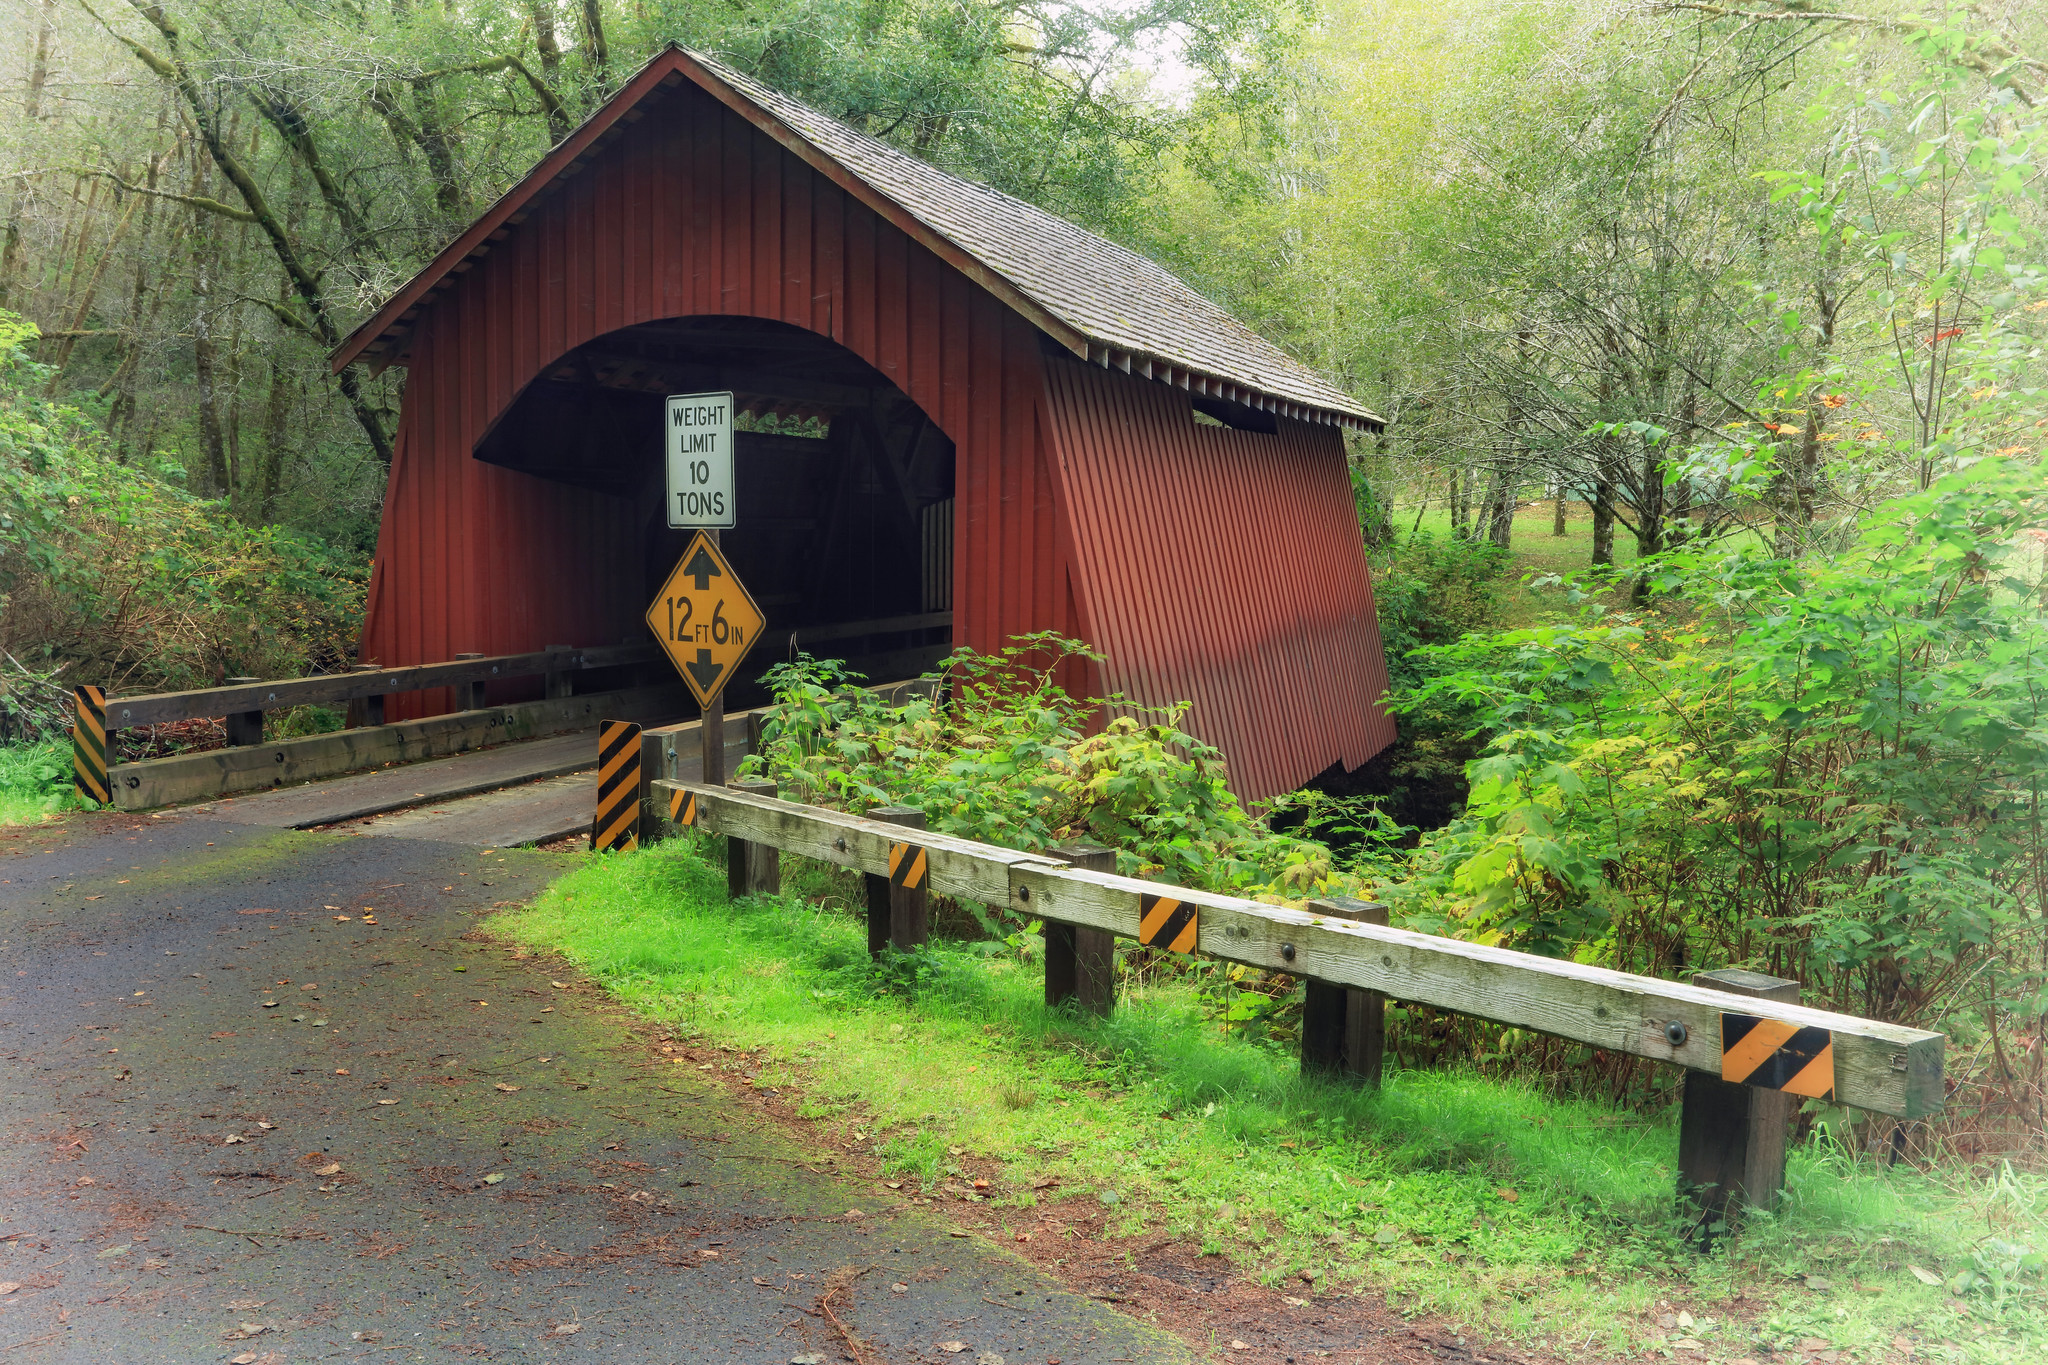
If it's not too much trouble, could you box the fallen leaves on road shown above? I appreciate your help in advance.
[937,1345,967,1355]
[376,1099,399,1106]
[494,1083,521,1093]
[223,1135,247,1145]
[313,1163,342,1177]
[223,1322,268,1340]
[549,1323,580,1337]
[225,1299,269,1310]
[891,1282,907,1293]
[0,1284,18,1295]
[550,981,569,989]
[1496,1188,1519,1203]
[210,1031,236,1039]
[482,1173,507,1185]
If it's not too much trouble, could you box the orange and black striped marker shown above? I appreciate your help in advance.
[592,720,642,852]
[670,787,697,827]
[1720,1013,1835,1100]
[1139,892,1198,954]
[73,685,108,806]
[888,841,927,891]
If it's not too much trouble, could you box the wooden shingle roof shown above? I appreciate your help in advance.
[333,44,1380,430]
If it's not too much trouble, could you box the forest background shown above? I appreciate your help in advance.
[2,0,2047,1158]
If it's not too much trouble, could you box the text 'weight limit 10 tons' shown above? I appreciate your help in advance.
[645,532,765,708]
[666,390,734,529]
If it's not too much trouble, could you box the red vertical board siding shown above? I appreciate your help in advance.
[1039,357,1395,800]
[361,85,1064,723]
[359,81,1384,797]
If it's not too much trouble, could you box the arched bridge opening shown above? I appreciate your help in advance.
[473,315,956,710]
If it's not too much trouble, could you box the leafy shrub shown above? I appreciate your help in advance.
[0,738,77,823]
[1379,454,2048,1137]
[0,311,365,692]
[740,633,1343,898]
[1369,529,1513,691]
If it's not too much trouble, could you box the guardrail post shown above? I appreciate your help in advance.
[865,806,927,957]
[348,664,386,727]
[453,653,486,710]
[222,677,263,746]
[727,778,780,897]
[1303,896,1389,1086]
[1044,844,1116,1016]
[544,646,574,700]
[1679,968,1801,1221]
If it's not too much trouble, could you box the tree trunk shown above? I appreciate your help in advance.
[1591,472,1615,567]
[579,0,611,94]
[1552,483,1568,536]
[256,354,293,521]
[1775,218,1843,557]
[528,4,571,142]
[1447,462,1466,538]
[193,259,229,497]
[0,0,58,309]
[42,189,142,385]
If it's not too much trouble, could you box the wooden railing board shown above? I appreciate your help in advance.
[108,644,660,730]
[666,782,1944,1119]
[115,683,687,810]
[672,781,1063,907]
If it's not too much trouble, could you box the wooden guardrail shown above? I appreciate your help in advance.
[105,643,663,734]
[104,611,954,740]
[659,780,1944,1123]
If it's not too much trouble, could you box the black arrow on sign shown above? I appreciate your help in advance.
[682,544,723,592]
[686,649,723,691]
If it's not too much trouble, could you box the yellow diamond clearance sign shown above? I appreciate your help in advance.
[646,532,765,707]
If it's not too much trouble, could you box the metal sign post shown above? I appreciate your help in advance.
[644,529,764,792]
[701,530,725,788]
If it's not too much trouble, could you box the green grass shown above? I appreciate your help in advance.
[494,837,2048,1363]
[0,739,80,826]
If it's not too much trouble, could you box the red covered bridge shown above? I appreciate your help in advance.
[331,45,1394,801]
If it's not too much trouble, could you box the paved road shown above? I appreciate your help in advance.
[0,812,1188,1364]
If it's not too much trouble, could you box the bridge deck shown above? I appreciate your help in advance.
[189,722,747,847]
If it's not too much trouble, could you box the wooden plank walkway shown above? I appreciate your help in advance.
[190,730,601,829]
[190,723,751,848]
[349,770,599,847]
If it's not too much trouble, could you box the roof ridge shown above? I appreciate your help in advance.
[331,41,1380,428]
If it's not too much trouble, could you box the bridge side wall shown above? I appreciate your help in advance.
[1040,358,1396,800]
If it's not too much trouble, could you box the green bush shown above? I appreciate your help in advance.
[1381,454,2048,1134]
[0,310,365,692]
[0,739,78,824]
[741,632,1345,898]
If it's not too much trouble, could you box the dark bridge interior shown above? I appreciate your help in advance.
[473,317,955,704]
